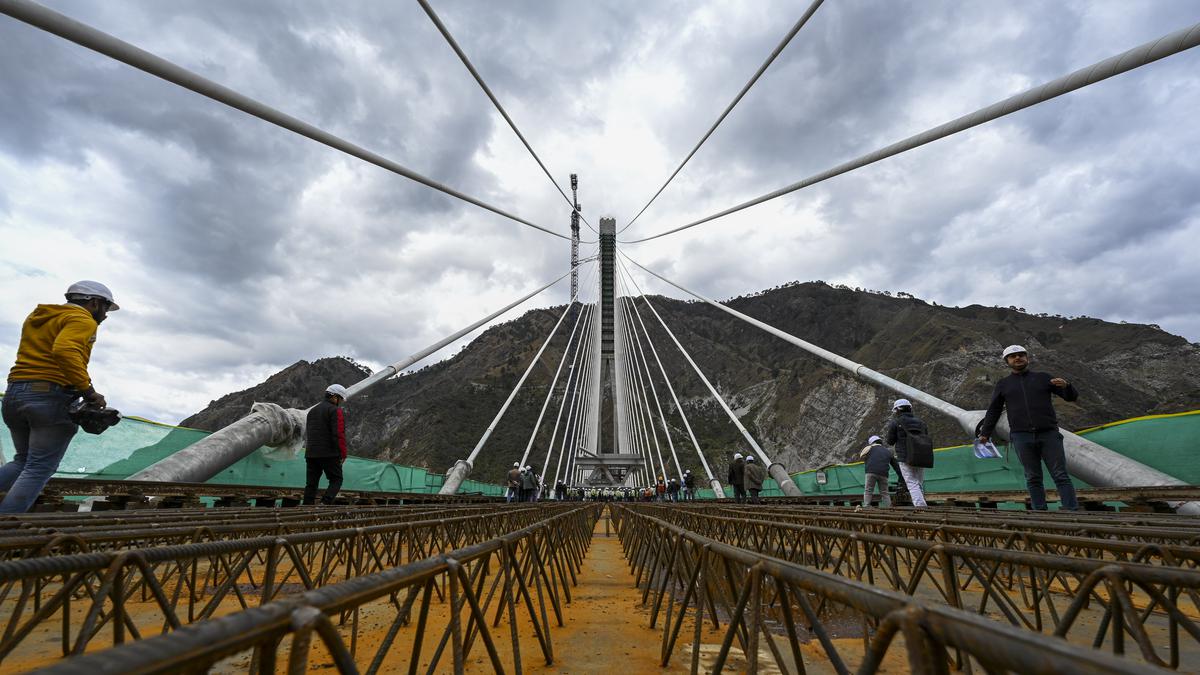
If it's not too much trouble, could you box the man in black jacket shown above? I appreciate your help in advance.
[858,435,901,509]
[304,384,348,505]
[682,470,696,501]
[728,453,746,503]
[978,345,1079,511]
[884,399,933,507]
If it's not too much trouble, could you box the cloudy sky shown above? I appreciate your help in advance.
[2,0,1198,424]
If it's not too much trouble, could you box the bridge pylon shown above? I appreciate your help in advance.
[575,217,643,486]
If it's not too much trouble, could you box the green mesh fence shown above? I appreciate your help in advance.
[789,410,1200,499]
[694,479,784,500]
[0,396,1193,500]
[0,403,505,496]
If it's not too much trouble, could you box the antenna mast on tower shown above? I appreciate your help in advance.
[570,173,580,299]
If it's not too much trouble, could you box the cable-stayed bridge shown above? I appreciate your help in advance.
[2,1,1200,672]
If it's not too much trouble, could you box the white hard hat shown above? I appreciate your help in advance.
[325,384,348,399]
[1002,345,1028,359]
[524,465,531,471]
[868,435,882,444]
[733,452,743,460]
[513,462,519,467]
[746,456,756,462]
[892,399,911,411]
[66,280,119,310]
[685,470,691,474]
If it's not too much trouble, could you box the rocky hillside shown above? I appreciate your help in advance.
[183,282,1200,483]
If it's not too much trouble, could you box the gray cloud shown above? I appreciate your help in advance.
[1,0,1197,423]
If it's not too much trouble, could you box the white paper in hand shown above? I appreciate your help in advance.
[973,440,1002,459]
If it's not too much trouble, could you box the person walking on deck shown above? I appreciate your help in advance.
[666,478,680,502]
[524,466,540,502]
[744,455,767,503]
[978,345,1080,511]
[858,435,899,509]
[2,281,120,513]
[728,452,747,503]
[885,399,934,508]
[519,466,537,502]
[682,470,696,501]
[505,462,521,503]
[303,384,348,505]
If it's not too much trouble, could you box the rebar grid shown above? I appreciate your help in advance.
[21,504,598,674]
[636,504,1200,668]
[0,505,519,560]
[614,505,1175,674]
[742,502,1200,532]
[703,506,1200,567]
[0,504,583,668]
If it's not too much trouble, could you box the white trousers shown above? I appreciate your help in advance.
[898,462,927,507]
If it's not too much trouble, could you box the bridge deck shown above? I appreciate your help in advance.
[0,488,1195,673]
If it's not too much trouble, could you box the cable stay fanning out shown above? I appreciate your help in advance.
[619,272,688,483]
[0,0,568,241]
[621,20,1200,243]
[618,0,827,236]
[541,303,595,493]
[417,0,597,235]
[618,292,663,483]
[518,267,596,470]
[625,292,725,495]
[618,257,803,496]
[438,260,594,494]
[619,265,667,480]
[620,270,725,497]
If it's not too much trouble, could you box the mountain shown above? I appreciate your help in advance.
[182,282,1200,484]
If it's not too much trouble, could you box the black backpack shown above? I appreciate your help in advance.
[898,415,934,468]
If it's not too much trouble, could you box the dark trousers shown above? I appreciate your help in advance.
[733,485,747,503]
[748,489,761,504]
[303,457,343,505]
[1011,430,1078,510]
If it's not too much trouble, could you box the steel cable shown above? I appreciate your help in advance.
[417,0,597,235]
[619,0,827,235]
[622,20,1200,243]
[0,0,567,241]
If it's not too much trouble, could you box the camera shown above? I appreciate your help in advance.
[67,400,122,435]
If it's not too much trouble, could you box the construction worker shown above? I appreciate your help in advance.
[522,465,538,502]
[885,399,934,508]
[505,462,521,503]
[744,455,767,503]
[978,345,1080,511]
[682,470,696,500]
[303,384,348,505]
[857,435,899,509]
[728,452,746,503]
[1,281,119,513]
[667,477,680,502]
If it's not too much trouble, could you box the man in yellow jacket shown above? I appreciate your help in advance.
[1,281,119,513]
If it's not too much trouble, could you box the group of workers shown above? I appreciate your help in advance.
[858,344,1079,511]
[3,283,1083,514]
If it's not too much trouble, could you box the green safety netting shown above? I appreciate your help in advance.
[789,410,1200,500]
[0,402,505,496]
[0,397,1194,499]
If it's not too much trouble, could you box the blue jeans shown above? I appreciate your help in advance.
[1010,430,1078,510]
[1,381,79,513]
